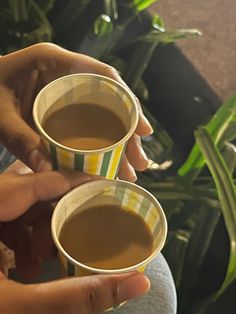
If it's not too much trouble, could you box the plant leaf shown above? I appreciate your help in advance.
[30,1,52,39]
[141,28,201,44]
[163,230,191,288]
[94,14,113,37]
[221,142,236,174]
[195,127,236,297]
[124,41,158,90]
[104,0,118,20]
[219,121,236,147]
[8,0,29,21]
[178,204,220,310]
[178,93,236,182]
[36,0,55,13]
[152,14,165,30]
[52,0,90,34]
[79,24,123,58]
[131,0,158,12]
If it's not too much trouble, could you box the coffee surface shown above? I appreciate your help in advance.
[59,204,153,269]
[42,103,127,150]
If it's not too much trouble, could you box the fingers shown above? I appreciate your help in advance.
[0,222,42,279]
[132,98,153,137]
[136,111,154,137]
[32,206,57,260]
[63,52,153,137]
[1,44,152,174]
[32,171,100,203]
[0,171,99,221]
[119,134,149,181]
[75,60,152,176]
[0,203,57,279]
[0,88,52,172]
[91,64,153,137]
[19,202,57,261]
[126,134,149,171]
[32,272,150,314]
[118,155,137,182]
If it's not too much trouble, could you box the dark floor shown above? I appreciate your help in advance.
[150,0,236,100]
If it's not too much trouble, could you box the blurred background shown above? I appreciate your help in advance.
[1,1,236,313]
[150,0,236,100]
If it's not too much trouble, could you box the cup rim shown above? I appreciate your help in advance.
[51,179,168,274]
[33,73,139,155]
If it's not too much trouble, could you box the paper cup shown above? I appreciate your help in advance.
[33,74,138,179]
[51,179,167,277]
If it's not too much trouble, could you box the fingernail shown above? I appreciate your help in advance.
[134,147,149,172]
[131,168,137,182]
[141,147,149,161]
[37,159,52,172]
[118,273,150,301]
[143,115,154,134]
[29,149,52,172]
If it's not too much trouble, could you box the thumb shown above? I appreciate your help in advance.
[32,272,150,314]
[0,170,99,221]
[0,109,51,172]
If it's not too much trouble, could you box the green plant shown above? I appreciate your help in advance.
[0,0,54,53]
[141,94,236,313]
[2,1,235,313]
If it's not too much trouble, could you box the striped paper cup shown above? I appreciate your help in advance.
[33,73,138,179]
[51,179,167,277]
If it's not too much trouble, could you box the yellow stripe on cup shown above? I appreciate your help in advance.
[51,178,167,314]
[137,264,147,273]
[106,143,125,179]
[103,82,118,95]
[84,154,102,175]
[34,74,139,179]
[57,148,74,170]
[123,190,141,214]
[122,94,132,112]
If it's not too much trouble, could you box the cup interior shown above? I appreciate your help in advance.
[33,74,138,152]
[51,179,167,274]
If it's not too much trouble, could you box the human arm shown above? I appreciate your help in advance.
[0,43,153,182]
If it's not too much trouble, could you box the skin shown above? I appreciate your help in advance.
[0,161,150,314]
[0,43,153,182]
[0,44,152,313]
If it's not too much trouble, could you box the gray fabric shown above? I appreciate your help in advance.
[111,253,177,314]
[10,253,177,314]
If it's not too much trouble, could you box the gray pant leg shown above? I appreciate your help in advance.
[10,253,177,314]
[111,253,177,314]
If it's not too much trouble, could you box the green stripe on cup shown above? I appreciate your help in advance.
[74,154,84,171]
[67,261,75,276]
[100,150,112,177]
[139,197,151,219]
[115,186,126,203]
[50,143,58,170]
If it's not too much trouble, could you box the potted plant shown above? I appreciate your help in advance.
[1,1,235,313]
